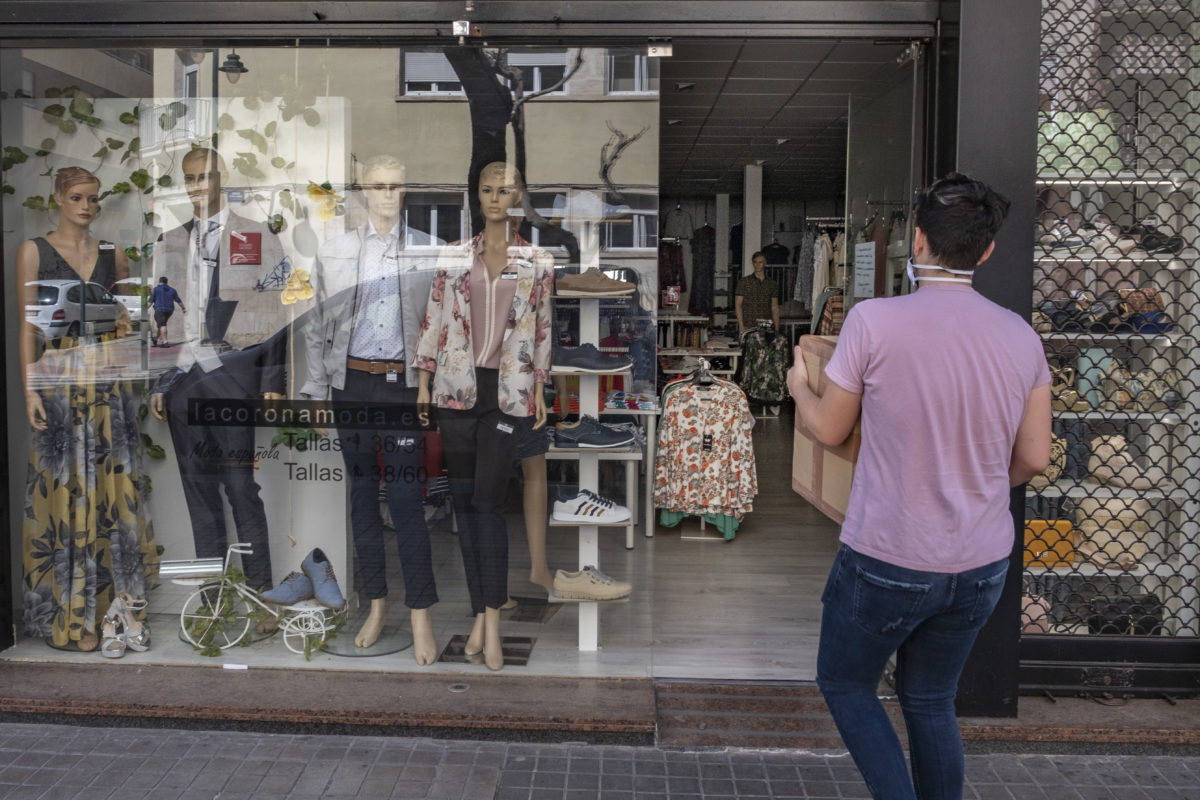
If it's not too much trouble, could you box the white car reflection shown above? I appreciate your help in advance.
[25,279,122,341]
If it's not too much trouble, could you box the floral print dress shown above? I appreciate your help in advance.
[23,238,158,647]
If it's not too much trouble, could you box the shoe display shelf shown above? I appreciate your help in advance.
[546,445,641,550]
[1031,178,1200,636]
[549,293,637,652]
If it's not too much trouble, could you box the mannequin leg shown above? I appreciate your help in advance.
[483,606,504,671]
[521,453,554,593]
[465,612,485,655]
[355,597,387,648]
[411,607,437,665]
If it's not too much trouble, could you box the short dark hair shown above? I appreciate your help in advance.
[159,276,169,284]
[915,172,1010,271]
[751,251,765,262]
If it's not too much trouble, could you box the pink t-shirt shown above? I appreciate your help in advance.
[824,285,1050,573]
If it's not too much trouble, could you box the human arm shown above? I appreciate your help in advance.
[17,241,47,429]
[771,297,780,330]
[1009,382,1052,486]
[787,345,861,447]
[173,287,186,313]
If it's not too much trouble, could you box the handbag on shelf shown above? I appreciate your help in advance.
[1074,497,1151,571]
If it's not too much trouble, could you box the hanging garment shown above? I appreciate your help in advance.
[654,378,757,538]
[810,232,834,312]
[792,226,815,309]
[658,241,686,293]
[689,223,716,315]
[739,327,791,403]
[762,241,790,265]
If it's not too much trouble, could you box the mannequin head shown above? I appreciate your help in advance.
[182,147,229,218]
[360,154,406,232]
[53,167,101,230]
[478,162,523,226]
[751,251,766,278]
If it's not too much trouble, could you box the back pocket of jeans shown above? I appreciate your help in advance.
[969,566,1009,624]
[852,567,932,635]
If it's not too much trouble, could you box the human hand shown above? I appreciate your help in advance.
[26,391,47,430]
[786,345,811,401]
[150,392,166,421]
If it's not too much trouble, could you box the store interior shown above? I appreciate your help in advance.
[3,37,919,681]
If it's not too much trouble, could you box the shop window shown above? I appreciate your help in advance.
[607,52,658,94]
[405,193,465,245]
[399,51,464,96]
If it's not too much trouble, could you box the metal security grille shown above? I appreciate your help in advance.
[1024,0,1200,687]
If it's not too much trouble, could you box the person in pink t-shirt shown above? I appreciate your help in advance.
[789,173,1051,800]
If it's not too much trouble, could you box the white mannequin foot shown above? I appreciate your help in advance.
[464,612,485,656]
[354,598,387,648]
[483,607,503,671]
[411,608,437,665]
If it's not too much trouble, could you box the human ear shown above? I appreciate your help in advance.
[975,240,996,266]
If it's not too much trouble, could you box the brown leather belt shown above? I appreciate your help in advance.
[346,358,405,375]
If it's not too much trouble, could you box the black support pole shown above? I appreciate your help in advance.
[947,0,1041,718]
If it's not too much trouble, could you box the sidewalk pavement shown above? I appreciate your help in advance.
[1,721,1198,800]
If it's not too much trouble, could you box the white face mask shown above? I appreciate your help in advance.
[906,258,975,286]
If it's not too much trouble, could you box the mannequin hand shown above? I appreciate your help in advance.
[416,385,432,420]
[150,392,166,422]
[786,346,811,402]
[533,391,547,430]
[26,391,47,431]
[263,392,284,401]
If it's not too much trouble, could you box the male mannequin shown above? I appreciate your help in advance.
[150,147,292,593]
[735,251,780,333]
[300,155,441,663]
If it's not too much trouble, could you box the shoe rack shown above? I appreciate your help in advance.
[548,293,635,651]
[1032,173,1199,636]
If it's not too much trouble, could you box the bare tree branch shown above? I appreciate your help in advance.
[599,120,650,203]
[511,50,585,121]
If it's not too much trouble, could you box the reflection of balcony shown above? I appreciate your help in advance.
[141,98,213,147]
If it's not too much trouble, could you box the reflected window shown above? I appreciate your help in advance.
[508,52,568,95]
[601,193,657,249]
[406,193,465,245]
[401,51,464,95]
[525,192,566,248]
[608,53,658,94]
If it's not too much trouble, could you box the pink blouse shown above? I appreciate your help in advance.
[469,253,518,369]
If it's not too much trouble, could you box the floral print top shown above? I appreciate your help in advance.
[415,233,554,416]
[654,378,758,519]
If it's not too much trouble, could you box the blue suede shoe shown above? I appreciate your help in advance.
[301,548,345,609]
[260,571,313,605]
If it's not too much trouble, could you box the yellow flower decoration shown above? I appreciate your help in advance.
[281,266,313,306]
[307,181,344,223]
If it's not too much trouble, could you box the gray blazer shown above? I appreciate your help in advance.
[300,223,439,398]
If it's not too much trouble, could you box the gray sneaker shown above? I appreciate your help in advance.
[554,416,635,449]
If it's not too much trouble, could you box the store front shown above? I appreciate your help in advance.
[0,1,1042,719]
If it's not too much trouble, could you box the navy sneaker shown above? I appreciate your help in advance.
[301,548,345,609]
[553,343,633,374]
[554,416,635,449]
[260,571,314,605]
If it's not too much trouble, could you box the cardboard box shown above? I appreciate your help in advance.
[1024,520,1077,567]
[791,335,861,524]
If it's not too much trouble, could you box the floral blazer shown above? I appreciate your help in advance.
[415,233,553,416]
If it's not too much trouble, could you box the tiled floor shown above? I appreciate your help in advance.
[1,722,1198,799]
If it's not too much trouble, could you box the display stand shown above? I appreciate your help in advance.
[549,294,632,651]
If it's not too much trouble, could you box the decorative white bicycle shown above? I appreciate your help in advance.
[175,544,340,656]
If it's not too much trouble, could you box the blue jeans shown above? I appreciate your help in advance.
[816,544,1008,800]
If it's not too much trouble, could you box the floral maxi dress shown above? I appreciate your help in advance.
[23,237,159,647]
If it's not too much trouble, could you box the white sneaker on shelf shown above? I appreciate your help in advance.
[552,489,631,524]
[553,565,632,601]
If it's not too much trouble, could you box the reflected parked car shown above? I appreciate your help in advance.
[25,279,121,340]
[109,276,147,326]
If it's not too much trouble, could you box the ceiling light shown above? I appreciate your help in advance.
[666,119,682,126]
[776,138,790,145]
[219,50,249,84]
[674,82,695,92]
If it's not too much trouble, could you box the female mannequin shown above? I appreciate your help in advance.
[18,166,158,651]
[416,162,553,670]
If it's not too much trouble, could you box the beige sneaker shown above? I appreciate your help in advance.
[552,565,632,601]
[556,268,635,297]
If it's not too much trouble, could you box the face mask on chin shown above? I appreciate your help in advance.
[906,258,975,286]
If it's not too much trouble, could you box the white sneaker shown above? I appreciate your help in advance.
[552,489,631,524]
[553,565,632,601]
